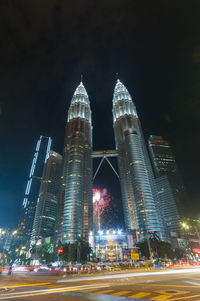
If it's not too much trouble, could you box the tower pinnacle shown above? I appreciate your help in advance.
[114,80,131,99]
[73,82,88,98]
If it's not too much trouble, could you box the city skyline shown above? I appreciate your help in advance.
[14,80,181,245]
[0,78,197,229]
[0,77,196,230]
[0,1,199,228]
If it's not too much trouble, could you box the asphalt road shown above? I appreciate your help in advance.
[1,268,200,300]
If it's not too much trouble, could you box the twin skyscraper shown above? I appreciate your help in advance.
[61,80,166,244]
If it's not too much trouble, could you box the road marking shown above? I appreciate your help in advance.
[155,290,189,296]
[0,283,50,289]
[151,295,171,300]
[0,284,108,299]
[129,292,151,298]
[56,268,200,283]
[111,290,132,296]
[95,289,114,294]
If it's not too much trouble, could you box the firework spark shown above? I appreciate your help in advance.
[93,188,111,231]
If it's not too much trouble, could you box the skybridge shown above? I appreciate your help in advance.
[91,150,118,158]
[92,150,119,179]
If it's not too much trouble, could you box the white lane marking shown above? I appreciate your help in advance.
[183,281,200,286]
[57,268,200,283]
[0,284,108,299]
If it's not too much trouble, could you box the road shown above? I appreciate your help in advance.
[1,268,200,300]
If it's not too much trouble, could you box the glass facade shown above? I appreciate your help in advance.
[19,136,52,244]
[62,82,93,243]
[113,80,164,241]
[31,151,62,245]
[155,175,180,234]
[148,136,177,177]
[148,135,186,217]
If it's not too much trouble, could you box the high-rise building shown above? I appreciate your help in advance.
[155,175,180,233]
[30,151,62,246]
[19,136,52,243]
[148,136,177,178]
[148,135,186,217]
[112,80,164,241]
[61,82,93,243]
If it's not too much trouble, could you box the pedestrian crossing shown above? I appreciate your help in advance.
[129,292,151,298]
[82,287,190,300]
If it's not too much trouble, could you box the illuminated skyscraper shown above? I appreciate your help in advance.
[155,175,180,233]
[62,82,93,243]
[19,136,52,242]
[31,151,62,245]
[148,135,185,224]
[148,136,177,178]
[112,80,163,240]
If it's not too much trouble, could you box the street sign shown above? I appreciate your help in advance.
[122,248,139,261]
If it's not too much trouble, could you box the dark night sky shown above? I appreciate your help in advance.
[0,0,200,228]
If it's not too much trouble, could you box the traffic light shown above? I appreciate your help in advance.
[58,248,63,254]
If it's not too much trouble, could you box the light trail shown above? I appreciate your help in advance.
[57,268,200,283]
[0,284,109,299]
[135,283,200,288]
[183,281,200,286]
[0,283,50,289]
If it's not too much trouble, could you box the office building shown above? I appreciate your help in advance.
[62,82,93,243]
[155,175,180,233]
[19,136,52,243]
[112,80,164,241]
[148,135,186,217]
[31,151,62,246]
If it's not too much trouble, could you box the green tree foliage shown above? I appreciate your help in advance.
[58,238,92,263]
[137,232,175,260]
[174,248,186,259]
[40,243,54,263]
[30,242,54,263]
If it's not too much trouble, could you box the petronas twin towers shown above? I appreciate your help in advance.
[62,80,164,244]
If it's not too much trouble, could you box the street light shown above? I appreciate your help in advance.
[181,222,190,230]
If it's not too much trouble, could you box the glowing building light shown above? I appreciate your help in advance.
[45,137,52,163]
[23,198,28,208]
[25,178,32,195]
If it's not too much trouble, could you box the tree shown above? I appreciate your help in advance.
[137,237,175,260]
[174,248,186,259]
[60,238,92,263]
[137,240,150,258]
[76,237,92,262]
[40,243,54,263]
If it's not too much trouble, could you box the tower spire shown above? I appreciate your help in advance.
[115,72,121,83]
[68,82,91,122]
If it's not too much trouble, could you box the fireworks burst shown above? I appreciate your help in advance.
[93,187,111,231]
